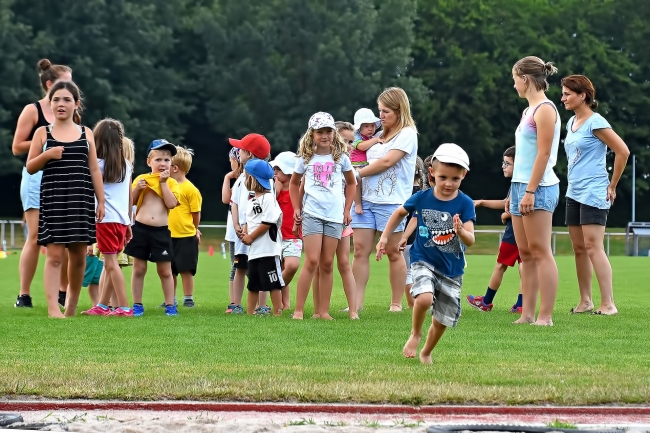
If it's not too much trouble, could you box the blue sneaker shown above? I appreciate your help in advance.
[231,305,244,314]
[165,305,178,316]
[133,304,145,317]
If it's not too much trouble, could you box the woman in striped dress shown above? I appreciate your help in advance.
[26,81,105,318]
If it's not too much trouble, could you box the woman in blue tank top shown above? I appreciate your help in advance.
[561,75,629,316]
[12,59,73,309]
[507,56,561,326]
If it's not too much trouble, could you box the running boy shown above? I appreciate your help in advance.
[466,146,522,313]
[125,139,180,316]
[377,143,475,364]
[168,146,202,307]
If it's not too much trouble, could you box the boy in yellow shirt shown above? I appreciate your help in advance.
[167,146,202,307]
[125,139,180,316]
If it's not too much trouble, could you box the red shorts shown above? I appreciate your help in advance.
[96,223,128,254]
[497,241,521,267]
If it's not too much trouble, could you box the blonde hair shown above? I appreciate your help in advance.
[377,87,417,141]
[513,56,558,92]
[122,137,135,165]
[172,146,194,173]
[297,127,347,164]
[244,172,266,193]
[335,121,354,132]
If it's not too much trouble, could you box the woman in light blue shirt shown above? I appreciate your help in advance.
[561,75,629,316]
[507,56,561,327]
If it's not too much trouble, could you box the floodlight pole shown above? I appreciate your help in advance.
[631,154,636,222]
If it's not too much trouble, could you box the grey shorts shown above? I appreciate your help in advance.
[302,213,343,240]
[410,261,463,328]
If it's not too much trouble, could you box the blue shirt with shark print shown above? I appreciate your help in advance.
[403,189,476,278]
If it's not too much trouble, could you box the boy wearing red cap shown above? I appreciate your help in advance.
[229,133,272,314]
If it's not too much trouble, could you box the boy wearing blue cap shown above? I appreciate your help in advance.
[240,159,284,316]
[125,139,180,316]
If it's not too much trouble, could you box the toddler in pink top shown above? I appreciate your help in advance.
[351,108,382,214]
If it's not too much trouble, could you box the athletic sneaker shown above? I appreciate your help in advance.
[165,305,178,316]
[58,291,66,308]
[183,298,195,308]
[108,307,133,317]
[81,305,110,316]
[466,294,493,312]
[231,305,244,314]
[158,299,177,308]
[254,306,270,316]
[510,304,523,314]
[132,304,145,317]
[14,294,33,308]
[225,303,236,313]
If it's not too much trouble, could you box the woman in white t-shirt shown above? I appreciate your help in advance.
[353,87,418,312]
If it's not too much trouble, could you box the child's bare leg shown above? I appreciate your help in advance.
[64,243,86,317]
[172,275,178,297]
[247,291,259,315]
[488,262,508,291]
[293,234,323,320]
[404,293,432,358]
[157,262,175,306]
[233,268,246,306]
[312,267,321,319]
[104,254,128,308]
[337,236,358,319]
[88,283,100,306]
[270,290,283,316]
[404,284,415,308]
[419,317,447,364]
[281,256,300,309]
[180,272,194,297]
[229,281,234,304]
[258,291,268,308]
[317,235,339,320]
[44,244,66,318]
[131,258,147,304]
[60,249,69,294]
[354,182,363,214]
[98,268,113,305]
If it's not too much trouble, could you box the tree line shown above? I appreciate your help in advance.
[2,0,648,226]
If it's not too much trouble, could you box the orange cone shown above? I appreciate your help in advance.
[208,245,214,256]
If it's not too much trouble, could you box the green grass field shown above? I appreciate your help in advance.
[1,251,649,405]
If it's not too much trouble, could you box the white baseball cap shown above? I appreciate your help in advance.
[269,151,297,176]
[432,143,470,171]
[309,112,336,130]
[353,108,381,132]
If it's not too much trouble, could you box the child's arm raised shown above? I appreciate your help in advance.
[221,171,235,204]
[343,170,356,226]
[454,215,475,247]
[86,130,106,222]
[26,127,63,174]
[375,206,409,261]
[159,170,179,209]
[474,198,507,210]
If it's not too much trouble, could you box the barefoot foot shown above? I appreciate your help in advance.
[291,312,304,320]
[310,313,321,319]
[48,311,66,319]
[419,352,433,364]
[592,305,618,316]
[512,316,535,324]
[389,303,402,312]
[403,334,421,358]
[349,312,360,320]
[532,318,553,326]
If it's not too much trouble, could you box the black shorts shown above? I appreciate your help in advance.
[124,222,174,262]
[247,256,284,292]
[171,236,199,276]
[565,197,608,226]
[233,254,248,270]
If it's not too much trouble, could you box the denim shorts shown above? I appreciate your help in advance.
[351,201,406,232]
[20,167,42,211]
[509,182,559,217]
[302,213,343,240]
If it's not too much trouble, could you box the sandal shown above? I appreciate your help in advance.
[389,303,403,312]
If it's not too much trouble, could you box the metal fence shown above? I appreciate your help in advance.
[2,220,635,257]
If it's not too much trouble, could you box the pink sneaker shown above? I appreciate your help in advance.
[466,294,493,312]
[81,305,110,316]
[510,305,523,314]
[108,307,134,317]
